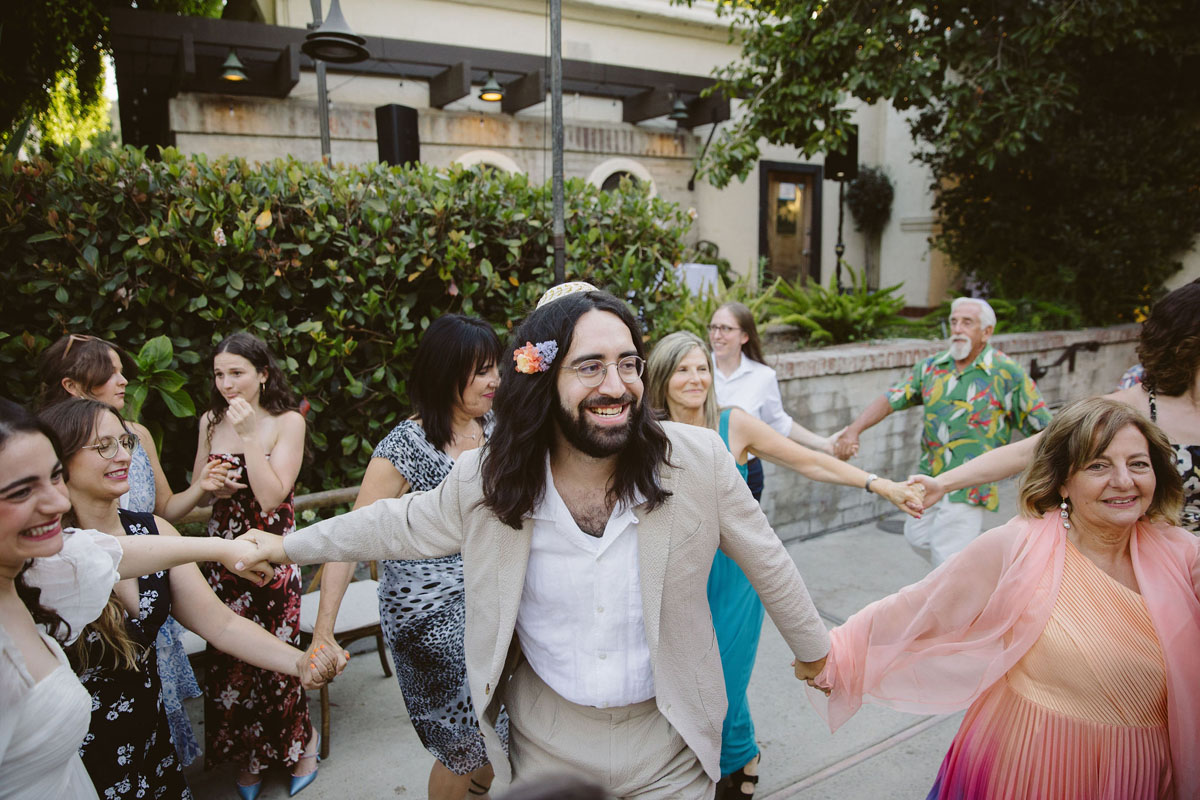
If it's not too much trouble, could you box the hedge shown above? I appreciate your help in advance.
[0,144,694,493]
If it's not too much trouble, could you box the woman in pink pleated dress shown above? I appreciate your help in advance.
[805,397,1200,800]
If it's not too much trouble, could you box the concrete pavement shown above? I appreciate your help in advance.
[183,482,1020,799]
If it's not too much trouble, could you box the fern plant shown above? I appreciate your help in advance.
[767,263,906,345]
[663,272,781,342]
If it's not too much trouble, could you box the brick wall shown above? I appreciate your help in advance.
[761,325,1141,541]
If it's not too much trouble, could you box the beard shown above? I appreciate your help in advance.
[948,337,972,362]
[553,391,641,458]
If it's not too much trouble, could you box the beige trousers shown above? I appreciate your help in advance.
[505,659,714,800]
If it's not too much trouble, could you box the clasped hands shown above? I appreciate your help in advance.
[226,529,351,687]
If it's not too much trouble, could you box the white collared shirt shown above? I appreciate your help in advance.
[713,355,794,436]
[515,460,654,708]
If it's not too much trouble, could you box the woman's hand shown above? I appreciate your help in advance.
[828,427,856,460]
[907,474,945,509]
[234,530,289,565]
[218,537,276,586]
[299,643,349,689]
[197,457,230,494]
[227,397,257,441]
[875,478,925,518]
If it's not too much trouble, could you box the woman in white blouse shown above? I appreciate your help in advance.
[708,302,846,500]
[0,398,329,800]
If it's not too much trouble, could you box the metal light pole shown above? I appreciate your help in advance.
[550,0,565,284]
[303,0,369,161]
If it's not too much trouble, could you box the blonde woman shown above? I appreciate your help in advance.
[646,332,921,799]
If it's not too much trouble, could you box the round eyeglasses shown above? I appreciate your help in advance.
[563,356,645,388]
[706,324,740,336]
[81,433,140,460]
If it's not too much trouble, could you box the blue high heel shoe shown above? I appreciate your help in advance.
[234,774,262,800]
[288,734,321,797]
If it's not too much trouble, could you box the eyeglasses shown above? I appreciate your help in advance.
[62,333,102,358]
[563,356,646,388]
[707,324,740,336]
[80,433,140,459]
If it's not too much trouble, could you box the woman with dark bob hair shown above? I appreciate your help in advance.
[806,397,1200,799]
[190,332,316,798]
[919,280,1200,532]
[305,314,503,800]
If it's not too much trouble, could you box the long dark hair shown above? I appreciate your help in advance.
[411,315,502,451]
[481,291,672,529]
[36,333,137,408]
[206,332,301,448]
[0,397,72,643]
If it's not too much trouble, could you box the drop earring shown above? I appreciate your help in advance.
[1059,498,1071,529]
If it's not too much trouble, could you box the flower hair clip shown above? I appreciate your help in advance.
[514,340,558,374]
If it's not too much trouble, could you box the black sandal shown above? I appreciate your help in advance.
[723,754,761,799]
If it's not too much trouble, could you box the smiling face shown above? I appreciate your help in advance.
[947,302,992,366]
[553,309,644,458]
[65,410,133,504]
[213,352,266,407]
[708,307,748,365]
[666,346,712,420]
[458,360,500,419]
[0,432,72,571]
[1061,424,1156,538]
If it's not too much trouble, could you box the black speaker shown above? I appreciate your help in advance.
[375,104,420,166]
[825,127,858,182]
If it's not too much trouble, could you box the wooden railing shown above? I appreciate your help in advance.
[177,485,360,526]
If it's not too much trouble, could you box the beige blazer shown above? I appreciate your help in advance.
[285,421,830,782]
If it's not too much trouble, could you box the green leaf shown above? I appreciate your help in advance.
[138,335,174,370]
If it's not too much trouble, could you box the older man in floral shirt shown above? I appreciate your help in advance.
[835,297,1050,564]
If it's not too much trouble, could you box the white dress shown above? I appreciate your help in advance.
[1,529,122,800]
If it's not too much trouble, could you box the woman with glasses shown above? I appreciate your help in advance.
[0,397,311,800]
[707,304,845,502]
[34,398,339,800]
[37,333,225,767]
[646,332,922,800]
[305,315,503,800]
[192,332,316,799]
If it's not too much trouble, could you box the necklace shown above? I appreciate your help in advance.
[454,425,480,441]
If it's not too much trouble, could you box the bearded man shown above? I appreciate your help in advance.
[834,297,1051,565]
[245,287,831,799]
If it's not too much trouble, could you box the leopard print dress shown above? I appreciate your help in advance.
[373,420,507,774]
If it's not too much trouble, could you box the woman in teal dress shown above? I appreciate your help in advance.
[646,332,922,799]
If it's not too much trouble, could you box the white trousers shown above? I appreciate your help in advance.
[904,497,987,566]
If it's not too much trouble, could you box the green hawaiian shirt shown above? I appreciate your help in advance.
[887,345,1051,510]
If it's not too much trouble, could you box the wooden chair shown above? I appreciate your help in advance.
[298,561,392,759]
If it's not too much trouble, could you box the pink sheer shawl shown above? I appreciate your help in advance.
[809,512,1200,799]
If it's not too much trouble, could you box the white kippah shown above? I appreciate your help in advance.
[536,281,598,309]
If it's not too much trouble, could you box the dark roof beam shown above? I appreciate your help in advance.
[429,61,470,108]
[680,91,730,130]
[501,69,545,114]
[623,85,675,124]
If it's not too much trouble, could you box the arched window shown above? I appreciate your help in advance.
[452,149,524,174]
[587,158,656,196]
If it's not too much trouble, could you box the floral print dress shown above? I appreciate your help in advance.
[203,453,311,771]
[75,510,192,800]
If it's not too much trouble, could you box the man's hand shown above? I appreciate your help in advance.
[832,428,860,461]
[793,656,832,695]
[234,530,288,565]
[906,474,945,509]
